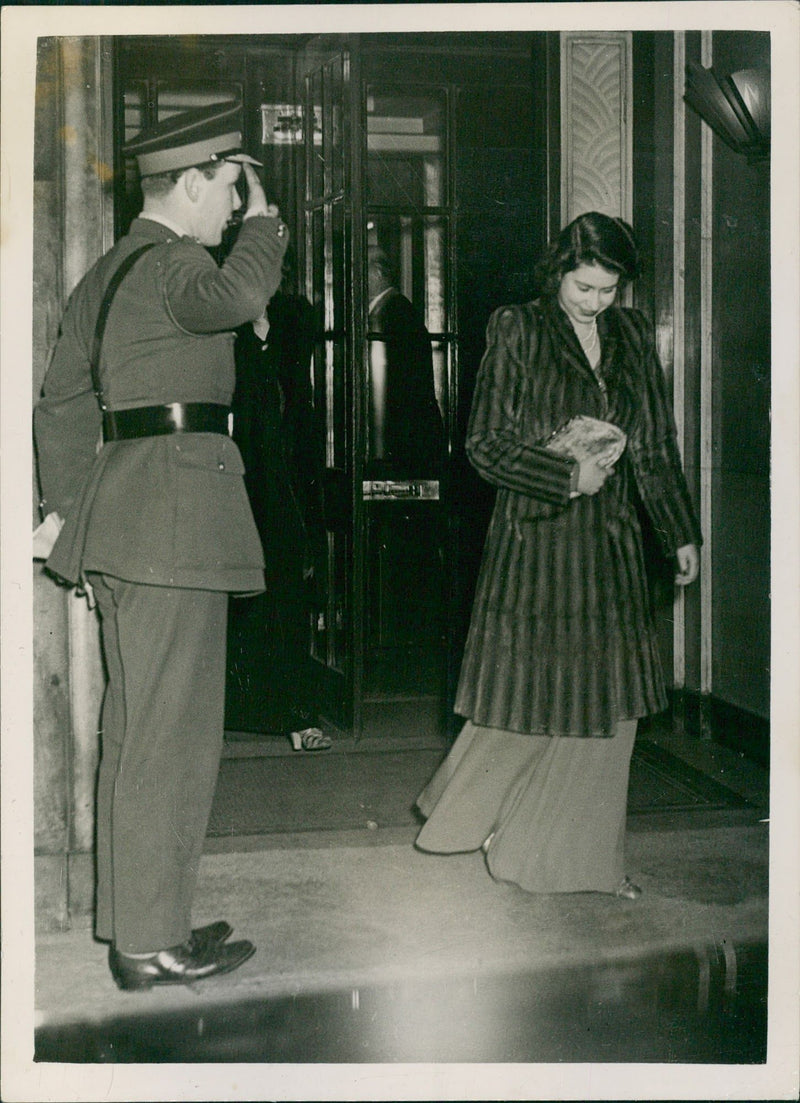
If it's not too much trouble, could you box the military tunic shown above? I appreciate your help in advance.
[35,215,287,592]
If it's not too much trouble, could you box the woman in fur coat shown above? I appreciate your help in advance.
[415,212,701,898]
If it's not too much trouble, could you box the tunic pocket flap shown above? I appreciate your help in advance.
[172,435,245,476]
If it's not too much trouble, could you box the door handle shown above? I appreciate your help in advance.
[362,480,440,501]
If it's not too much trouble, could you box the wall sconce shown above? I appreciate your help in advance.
[685,61,770,164]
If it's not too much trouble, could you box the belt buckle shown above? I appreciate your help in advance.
[165,402,185,431]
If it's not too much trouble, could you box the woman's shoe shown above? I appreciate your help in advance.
[289,727,332,752]
[615,876,642,900]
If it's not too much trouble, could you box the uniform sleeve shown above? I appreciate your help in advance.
[33,279,102,519]
[626,309,703,555]
[466,305,576,504]
[163,216,288,333]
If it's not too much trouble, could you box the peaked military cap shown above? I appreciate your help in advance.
[124,102,262,177]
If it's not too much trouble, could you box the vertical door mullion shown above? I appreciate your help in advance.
[297,37,363,735]
[348,41,365,741]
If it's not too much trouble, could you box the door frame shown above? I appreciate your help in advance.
[297,34,367,737]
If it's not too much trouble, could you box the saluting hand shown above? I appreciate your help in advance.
[241,163,279,221]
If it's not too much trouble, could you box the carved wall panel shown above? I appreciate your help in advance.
[560,32,632,224]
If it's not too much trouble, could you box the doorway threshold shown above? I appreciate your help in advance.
[222,727,449,759]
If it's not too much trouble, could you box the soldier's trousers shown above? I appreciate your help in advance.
[89,573,228,953]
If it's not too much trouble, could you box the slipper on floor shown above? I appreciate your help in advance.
[289,727,332,752]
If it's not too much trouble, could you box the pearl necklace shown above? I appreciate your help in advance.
[576,320,598,355]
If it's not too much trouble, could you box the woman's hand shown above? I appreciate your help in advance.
[576,456,614,496]
[675,544,700,586]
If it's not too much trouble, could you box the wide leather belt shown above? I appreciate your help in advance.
[103,403,231,441]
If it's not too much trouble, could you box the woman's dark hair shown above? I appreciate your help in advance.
[535,211,641,296]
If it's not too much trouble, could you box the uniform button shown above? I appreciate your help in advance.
[218,461,225,470]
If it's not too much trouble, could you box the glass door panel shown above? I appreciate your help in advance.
[308,67,325,198]
[309,206,325,331]
[366,88,447,206]
[330,199,348,336]
[365,214,450,479]
[366,214,448,332]
[299,38,362,731]
[299,57,459,732]
[362,85,452,711]
[329,54,347,195]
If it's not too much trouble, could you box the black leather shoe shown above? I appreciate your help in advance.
[109,938,256,991]
[189,920,232,953]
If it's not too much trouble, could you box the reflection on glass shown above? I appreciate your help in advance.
[423,154,443,207]
[123,85,148,208]
[155,85,239,120]
[331,201,346,333]
[323,205,334,332]
[367,215,447,334]
[367,332,387,461]
[330,54,345,194]
[309,339,331,470]
[310,207,325,331]
[324,339,336,469]
[431,341,448,426]
[331,529,348,672]
[366,245,445,478]
[366,88,445,208]
[308,68,324,198]
[123,85,147,141]
[331,339,347,471]
[423,217,446,334]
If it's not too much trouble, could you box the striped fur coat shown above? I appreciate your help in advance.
[454,295,702,737]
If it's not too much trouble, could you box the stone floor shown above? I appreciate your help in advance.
[7,723,798,1101]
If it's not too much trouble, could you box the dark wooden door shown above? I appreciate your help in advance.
[359,78,455,739]
[297,37,365,734]
[113,33,550,743]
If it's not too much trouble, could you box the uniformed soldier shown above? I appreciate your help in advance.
[34,102,289,990]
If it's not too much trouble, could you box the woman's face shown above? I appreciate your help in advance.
[558,263,619,325]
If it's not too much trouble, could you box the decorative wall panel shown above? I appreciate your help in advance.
[561,32,632,224]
